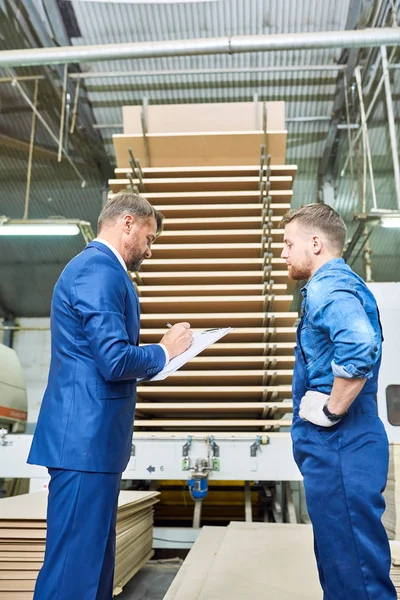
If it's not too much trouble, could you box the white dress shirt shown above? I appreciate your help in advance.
[93,238,169,365]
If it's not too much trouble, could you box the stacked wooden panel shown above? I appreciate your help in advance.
[0,491,159,598]
[164,522,321,600]
[111,102,296,435]
[110,174,296,431]
[389,541,400,596]
[383,443,400,540]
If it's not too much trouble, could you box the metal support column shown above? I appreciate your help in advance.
[192,500,202,529]
[381,45,400,211]
[244,481,253,522]
[285,482,297,524]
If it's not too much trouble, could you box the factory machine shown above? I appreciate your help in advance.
[0,99,399,548]
[0,284,399,547]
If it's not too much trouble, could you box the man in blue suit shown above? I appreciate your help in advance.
[28,191,193,599]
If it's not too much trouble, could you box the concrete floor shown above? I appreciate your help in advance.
[117,561,182,600]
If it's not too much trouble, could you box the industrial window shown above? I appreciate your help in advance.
[386,386,400,426]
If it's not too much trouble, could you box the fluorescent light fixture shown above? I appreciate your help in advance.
[380,216,400,228]
[0,223,80,236]
[0,218,94,240]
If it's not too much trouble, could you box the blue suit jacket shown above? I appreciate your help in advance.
[28,241,166,473]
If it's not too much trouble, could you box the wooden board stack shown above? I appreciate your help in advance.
[390,541,400,596]
[383,443,400,540]
[0,490,159,598]
[111,102,297,436]
[163,522,321,599]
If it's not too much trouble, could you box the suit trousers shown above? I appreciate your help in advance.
[33,468,122,600]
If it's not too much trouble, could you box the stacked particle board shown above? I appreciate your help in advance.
[163,522,321,600]
[0,490,159,599]
[390,541,400,597]
[111,102,296,435]
[114,101,287,167]
[383,443,400,540]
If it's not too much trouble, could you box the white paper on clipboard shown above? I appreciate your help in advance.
[139,327,233,382]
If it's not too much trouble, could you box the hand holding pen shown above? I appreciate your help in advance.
[166,322,220,334]
[160,322,193,359]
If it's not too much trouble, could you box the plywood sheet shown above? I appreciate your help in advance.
[0,593,33,599]
[134,419,291,430]
[137,283,289,296]
[199,523,320,600]
[181,356,295,369]
[140,296,292,314]
[136,401,293,415]
[148,203,291,218]
[136,271,290,286]
[108,175,293,193]
[156,229,283,244]
[162,216,281,231]
[147,370,293,386]
[140,257,286,272]
[140,313,297,328]
[110,190,293,205]
[149,243,283,259]
[203,342,296,356]
[0,491,159,599]
[0,563,42,571]
[122,102,285,134]
[113,131,287,169]
[164,526,227,600]
[143,190,293,205]
[136,385,292,400]
[165,523,321,600]
[139,328,296,344]
[115,164,297,180]
[0,491,158,521]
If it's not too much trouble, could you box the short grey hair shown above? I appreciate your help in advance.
[98,191,164,234]
[280,203,347,253]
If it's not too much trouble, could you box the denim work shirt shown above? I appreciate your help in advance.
[299,258,382,395]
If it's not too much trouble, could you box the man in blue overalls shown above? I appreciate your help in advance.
[281,203,396,600]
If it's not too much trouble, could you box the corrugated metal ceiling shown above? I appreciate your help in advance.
[0,0,400,316]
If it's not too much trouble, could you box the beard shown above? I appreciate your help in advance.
[124,233,147,272]
[126,251,146,272]
[287,251,313,281]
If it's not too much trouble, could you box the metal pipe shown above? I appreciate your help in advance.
[1,63,400,86]
[0,75,45,83]
[92,118,360,130]
[381,45,400,211]
[70,64,347,80]
[0,28,399,68]
[0,65,348,85]
[0,326,50,331]
[286,116,330,122]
